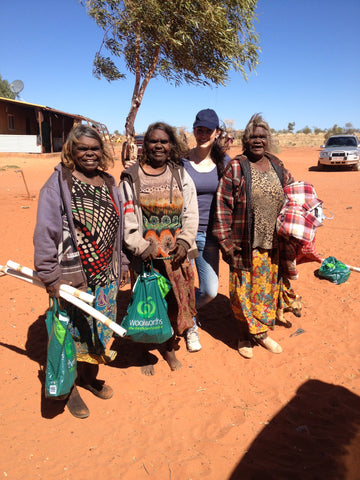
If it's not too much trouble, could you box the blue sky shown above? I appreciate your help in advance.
[1,0,359,134]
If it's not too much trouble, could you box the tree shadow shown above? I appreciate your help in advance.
[197,293,241,350]
[229,379,360,479]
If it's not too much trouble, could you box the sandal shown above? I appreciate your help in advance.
[257,336,282,354]
[237,339,253,359]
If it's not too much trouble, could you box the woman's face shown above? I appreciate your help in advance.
[73,135,102,174]
[194,126,218,149]
[147,129,171,168]
[246,126,268,160]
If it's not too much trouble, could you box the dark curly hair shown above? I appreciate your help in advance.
[61,124,114,171]
[141,122,189,166]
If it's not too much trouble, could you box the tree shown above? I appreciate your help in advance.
[344,122,355,134]
[84,0,260,162]
[287,122,295,133]
[313,126,323,135]
[297,126,311,134]
[223,118,235,132]
[0,74,16,99]
[324,124,343,140]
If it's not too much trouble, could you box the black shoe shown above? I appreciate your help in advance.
[66,385,90,418]
[79,380,114,400]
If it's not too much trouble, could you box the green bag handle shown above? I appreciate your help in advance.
[48,297,69,343]
[142,260,155,276]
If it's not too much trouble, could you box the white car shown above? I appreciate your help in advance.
[318,134,360,171]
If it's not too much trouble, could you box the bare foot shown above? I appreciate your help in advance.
[141,364,155,376]
[163,350,182,371]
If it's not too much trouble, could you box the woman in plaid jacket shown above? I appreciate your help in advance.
[213,114,297,359]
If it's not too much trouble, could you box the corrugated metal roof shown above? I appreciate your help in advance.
[0,96,87,121]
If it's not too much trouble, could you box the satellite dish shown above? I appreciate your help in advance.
[9,80,24,96]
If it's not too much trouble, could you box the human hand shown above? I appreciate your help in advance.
[46,281,62,299]
[223,245,242,265]
[119,270,129,288]
[140,242,157,262]
[169,243,187,270]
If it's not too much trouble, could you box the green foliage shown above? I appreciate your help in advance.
[84,0,260,135]
[0,74,16,99]
[297,125,312,134]
[287,121,295,133]
[313,127,323,134]
[324,124,344,140]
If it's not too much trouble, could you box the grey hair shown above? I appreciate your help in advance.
[242,113,273,152]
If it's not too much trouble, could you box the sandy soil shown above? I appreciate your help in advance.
[0,146,360,479]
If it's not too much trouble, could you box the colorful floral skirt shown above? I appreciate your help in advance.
[230,248,296,337]
[64,281,118,364]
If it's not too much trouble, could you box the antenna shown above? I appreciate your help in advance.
[9,80,24,99]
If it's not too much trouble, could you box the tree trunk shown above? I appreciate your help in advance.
[122,45,161,168]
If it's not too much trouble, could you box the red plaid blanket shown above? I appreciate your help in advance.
[277,182,323,279]
[277,181,323,244]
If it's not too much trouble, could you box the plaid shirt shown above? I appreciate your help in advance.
[213,153,294,271]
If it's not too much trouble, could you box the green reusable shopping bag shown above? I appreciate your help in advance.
[121,262,173,343]
[154,271,172,299]
[45,298,77,398]
[318,256,351,285]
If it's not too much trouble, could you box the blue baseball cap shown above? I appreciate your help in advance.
[193,109,219,130]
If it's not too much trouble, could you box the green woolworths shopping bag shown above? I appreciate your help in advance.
[318,256,351,285]
[45,298,77,398]
[121,263,173,343]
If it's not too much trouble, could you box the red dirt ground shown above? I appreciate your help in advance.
[0,146,359,479]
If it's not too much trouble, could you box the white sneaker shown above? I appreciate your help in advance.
[186,325,202,352]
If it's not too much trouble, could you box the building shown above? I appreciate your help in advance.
[0,97,110,153]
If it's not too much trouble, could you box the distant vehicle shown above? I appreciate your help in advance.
[135,134,144,158]
[318,134,360,171]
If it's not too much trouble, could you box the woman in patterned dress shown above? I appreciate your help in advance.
[120,122,199,375]
[34,125,128,418]
[213,114,297,359]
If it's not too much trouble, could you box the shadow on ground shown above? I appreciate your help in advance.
[196,293,240,350]
[229,379,360,480]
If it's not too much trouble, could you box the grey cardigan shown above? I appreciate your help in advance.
[119,161,199,262]
[34,163,126,289]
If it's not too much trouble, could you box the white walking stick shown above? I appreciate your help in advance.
[1,262,127,337]
[320,258,360,273]
[345,264,360,273]
[6,260,95,304]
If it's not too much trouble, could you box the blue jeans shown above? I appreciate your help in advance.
[194,231,219,310]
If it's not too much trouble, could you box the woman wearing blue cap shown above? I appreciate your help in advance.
[183,109,231,352]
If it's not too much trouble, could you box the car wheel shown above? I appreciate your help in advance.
[317,161,323,171]
[352,162,360,171]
